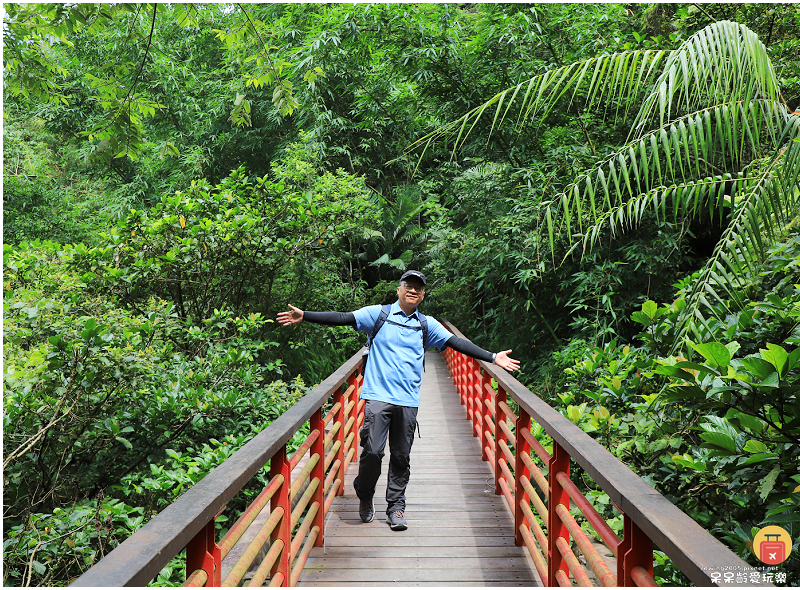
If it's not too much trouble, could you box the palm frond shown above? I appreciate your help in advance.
[548,99,789,246]
[675,131,800,349]
[392,49,669,172]
[398,22,780,179]
[631,21,781,138]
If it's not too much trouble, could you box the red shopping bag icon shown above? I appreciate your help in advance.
[760,534,786,565]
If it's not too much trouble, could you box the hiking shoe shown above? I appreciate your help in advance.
[359,498,374,523]
[387,510,408,531]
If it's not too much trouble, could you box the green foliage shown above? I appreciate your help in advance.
[555,232,800,575]
[359,190,434,278]
[70,163,372,327]
[1,150,375,583]
[2,110,108,246]
[2,498,145,587]
[6,5,800,586]
[2,4,303,163]
[2,236,315,585]
[417,18,800,355]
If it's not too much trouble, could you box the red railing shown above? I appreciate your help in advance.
[72,321,764,587]
[72,350,366,587]
[441,320,757,587]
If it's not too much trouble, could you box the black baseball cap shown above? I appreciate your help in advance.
[399,270,427,285]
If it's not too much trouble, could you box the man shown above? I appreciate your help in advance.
[277,270,519,531]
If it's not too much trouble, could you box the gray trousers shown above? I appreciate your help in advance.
[353,400,418,514]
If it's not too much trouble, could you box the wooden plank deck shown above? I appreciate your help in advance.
[297,351,542,587]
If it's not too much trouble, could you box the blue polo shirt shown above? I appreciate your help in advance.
[352,301,452,407]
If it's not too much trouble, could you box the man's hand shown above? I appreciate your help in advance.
[494,350,520,372]
[277,304,304,326]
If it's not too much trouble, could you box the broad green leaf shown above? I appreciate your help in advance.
[642,300,658,319]
[758,465,780,501]
[690,342,731,368]
[738,453,779,466]
[700,431,737,453]
[743,439,767,453]
[672,454,706,471]
[734,412,767,433]
[702,415,738,438]
[761,513,800,525]
[740,357,776,379]
[765,503,799,518]
[760,372,781,388]
[662,384,706,401]
[760,343,788,377]
[786,346,800,372]
[653,365,696,381]
[722,365,751,381]
[725,341,741,357]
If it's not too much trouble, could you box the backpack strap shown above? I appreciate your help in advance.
[364,304,392,358]
[419,312,429,371]
[417,312,429,353]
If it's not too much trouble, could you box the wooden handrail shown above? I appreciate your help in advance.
[440,320,759,587]
[71,349,365,587]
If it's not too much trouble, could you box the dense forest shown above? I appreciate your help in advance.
[3,3,800,586]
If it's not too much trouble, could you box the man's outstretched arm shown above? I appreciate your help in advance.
[277,304,357,327]
[444,336,520,372]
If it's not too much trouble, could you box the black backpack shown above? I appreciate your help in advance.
[363,304,430,369]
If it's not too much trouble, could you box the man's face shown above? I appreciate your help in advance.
[397,279,426,308]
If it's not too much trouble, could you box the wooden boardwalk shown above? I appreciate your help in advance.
[297,351,542,587]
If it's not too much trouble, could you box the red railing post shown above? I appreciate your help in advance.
[454,353,459,400]
[515,408,531,548]
[548,440,570,586]
[270,445,291,586]
[619,513,654,586]
[185,519,221,586]
[343,372,357,473]
[333,383,346,496]
[310,407,326,546]
[353,364,364,452]
[459,354,467,407]
[494,385,507,495]
[469,360,480,437]
[481,370,493,462]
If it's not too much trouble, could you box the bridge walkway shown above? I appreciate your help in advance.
[297,351,542,586]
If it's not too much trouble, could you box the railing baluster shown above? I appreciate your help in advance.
[310,408,326,545]
[354,364,364,452]
[481,370,493,462]
[619,514,655,587]
[343,374,356,475]
[459,355,467,407]
[494,385,507,496]
[185,519,221,586]
[548,440,570,587]
[471,361,480,437]
[465,356,473,422]
[270,446,291,587]
[333,384,346,497]
[515,408,531,548]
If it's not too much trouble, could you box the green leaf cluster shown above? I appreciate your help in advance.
[555,232,800,572]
